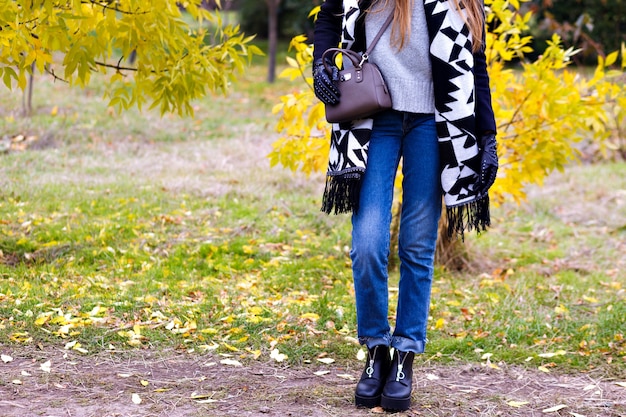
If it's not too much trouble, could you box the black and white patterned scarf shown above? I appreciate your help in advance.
[321,0,490,237]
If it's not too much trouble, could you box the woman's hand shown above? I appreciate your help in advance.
[478,133,498,196]
[313,58,341,105]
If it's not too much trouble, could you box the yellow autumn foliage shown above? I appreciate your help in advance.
[269,0,626,206]
[0,0,262,116]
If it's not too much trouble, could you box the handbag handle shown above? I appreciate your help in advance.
[322,10,394,72]
[322,48,363,71]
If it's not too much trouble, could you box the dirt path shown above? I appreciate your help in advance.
[0,348,624,417]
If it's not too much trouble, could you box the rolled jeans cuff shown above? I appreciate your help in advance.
[391,336,426,354]
[358,334,392,350]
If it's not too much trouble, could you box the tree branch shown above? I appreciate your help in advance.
[44,66,69,84]
[83,0,150,15]
[94,61,138,72]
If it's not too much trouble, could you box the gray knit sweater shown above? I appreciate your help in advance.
[365,2,435,114]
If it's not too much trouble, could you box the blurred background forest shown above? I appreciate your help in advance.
[209,0,624,65]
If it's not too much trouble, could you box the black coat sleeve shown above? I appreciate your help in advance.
[473,47,497,135]
[473,3,496,136]
[312,0,344,61]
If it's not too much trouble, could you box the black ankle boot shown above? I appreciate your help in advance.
[381,350,414,411]
[354,345,391,408]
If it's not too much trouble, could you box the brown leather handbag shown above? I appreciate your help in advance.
[322,12,393,124]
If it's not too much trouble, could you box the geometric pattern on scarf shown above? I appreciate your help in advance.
[328,119,373,177]
[424,0,481,207]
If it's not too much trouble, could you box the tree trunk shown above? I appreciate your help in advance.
[266,0,280,83]
[389,199,470,272]
[434,204,470,271]
[22,63,35,116]
[388,199,401,271]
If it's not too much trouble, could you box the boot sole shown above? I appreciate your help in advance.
[381,394,410,411]
[355,394,381,408]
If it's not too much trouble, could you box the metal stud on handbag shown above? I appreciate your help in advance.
[322,12,394,124]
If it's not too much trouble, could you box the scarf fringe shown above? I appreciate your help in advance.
[321,175,362,215]
[446,194,491,240]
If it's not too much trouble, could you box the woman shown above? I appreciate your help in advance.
[312,0,498,411]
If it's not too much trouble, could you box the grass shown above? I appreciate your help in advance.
[0,56,624,377]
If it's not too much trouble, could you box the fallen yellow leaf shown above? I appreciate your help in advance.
[543,404,567,413]
[582,295,599,304]
[245,349,262,360]
[64,341,78,350]
[300,312,320,321]
[222,342,239,352]
[198,342,219,351]
[40,360,51,373]
[190,393,212,399]
[270,349,287,363]
[314,370,330,376]
[538,350,567,358]
[220,358,243,367]
[554,304,568,314]
[507,400,529,408]
[34,315,50,326]
[131,393,142,404]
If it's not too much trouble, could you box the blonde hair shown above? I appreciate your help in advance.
[369,0,485,52]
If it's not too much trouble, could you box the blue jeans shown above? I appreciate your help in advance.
[351,110,441,354]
